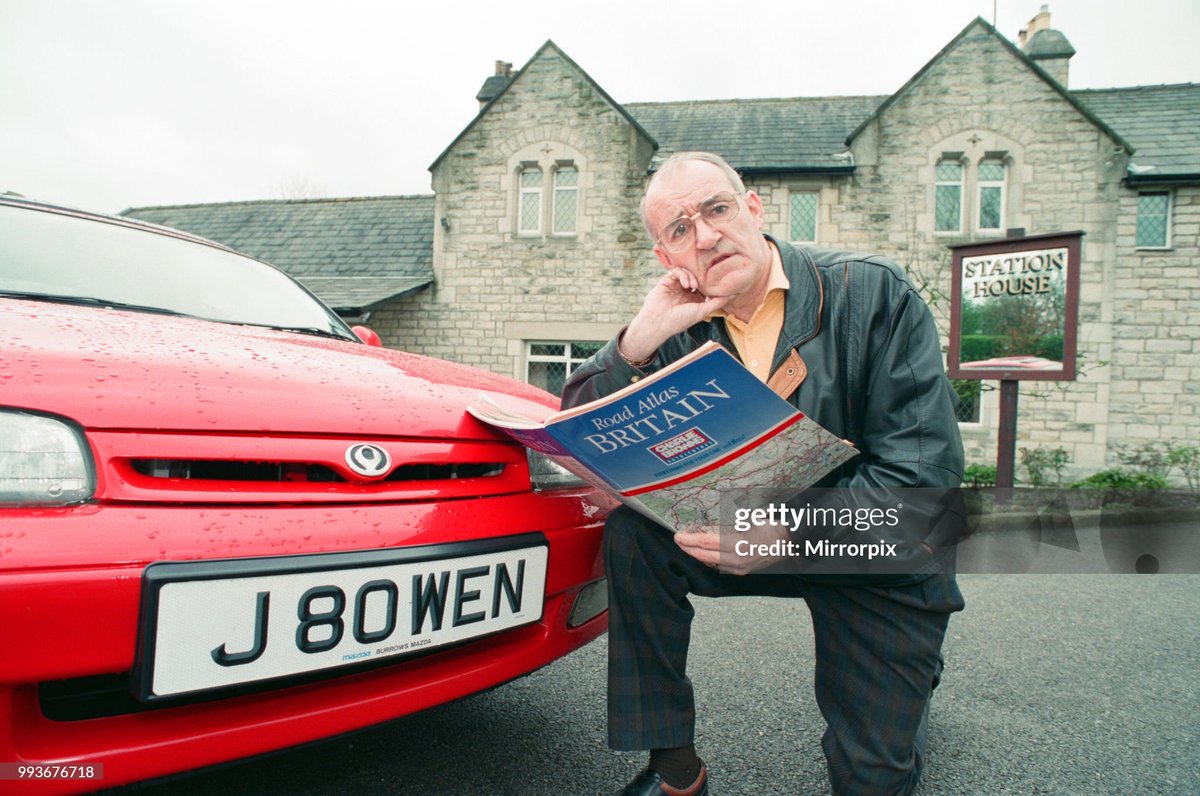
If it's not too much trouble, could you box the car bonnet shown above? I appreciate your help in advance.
[2,300,558,439]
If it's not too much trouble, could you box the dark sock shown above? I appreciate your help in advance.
[648,744,702,790]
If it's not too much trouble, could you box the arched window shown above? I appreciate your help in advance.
[935,159,964,233]
[977,159,1007,232]
[518,166,543,235]
[508,143,587,240]
[552,166,578,234]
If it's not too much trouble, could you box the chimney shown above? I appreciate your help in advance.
[475,61,514,108]
[1019,5,1075,87]
[1028,5,1052,37]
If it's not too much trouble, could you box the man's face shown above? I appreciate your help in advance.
[644,160,772,305]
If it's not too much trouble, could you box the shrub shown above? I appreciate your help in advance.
[959,334,1007,362]
[963,463,996,488]
[1114,441,1173,480]
[1034,334,1064,362]
[1112,440,1200,488]
[1167,443,1199,490]
[1020,446,1071,487]
[1069,469,1170,491]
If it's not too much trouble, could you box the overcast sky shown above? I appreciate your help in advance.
[2,0,1197,214]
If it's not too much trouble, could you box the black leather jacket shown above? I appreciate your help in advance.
[562,238,964,491]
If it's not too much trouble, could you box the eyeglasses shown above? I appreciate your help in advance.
[656,192,741,252]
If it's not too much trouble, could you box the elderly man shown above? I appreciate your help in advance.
[562,152,965,796]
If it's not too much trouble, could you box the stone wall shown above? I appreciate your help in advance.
[1108,184,1200,461]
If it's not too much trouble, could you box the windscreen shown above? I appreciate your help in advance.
[0,203,355,339]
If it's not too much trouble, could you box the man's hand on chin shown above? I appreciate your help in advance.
[620,269,730,361]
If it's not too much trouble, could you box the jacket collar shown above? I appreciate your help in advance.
[768,235,823,347]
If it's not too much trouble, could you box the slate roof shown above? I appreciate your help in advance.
[123,195,434,313]
[1072,84,1200,182]
[622,21,1195,185]
[118,35,1196,310]
[626,96,886,173]
[625,81,1198,185]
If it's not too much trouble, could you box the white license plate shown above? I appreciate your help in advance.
[133,537,548,700]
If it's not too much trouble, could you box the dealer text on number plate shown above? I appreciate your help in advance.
[141,544,547,698]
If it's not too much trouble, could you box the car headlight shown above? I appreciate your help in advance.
[527,450,587,491]
[0,410,95,505]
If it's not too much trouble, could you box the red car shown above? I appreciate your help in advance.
[0,197,610,793]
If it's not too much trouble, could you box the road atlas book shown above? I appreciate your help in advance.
[468,341,858,532]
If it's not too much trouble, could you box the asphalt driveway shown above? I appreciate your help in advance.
[128,574,1199,795]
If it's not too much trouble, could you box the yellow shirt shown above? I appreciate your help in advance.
[713,243,789,383]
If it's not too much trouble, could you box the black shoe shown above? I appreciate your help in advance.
[617,761,708,796]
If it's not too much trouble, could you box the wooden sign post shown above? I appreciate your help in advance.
[948,231,1083,488]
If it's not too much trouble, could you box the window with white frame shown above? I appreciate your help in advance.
[789,190,818,243]
[518,167,543,235]
[935,160,963,233]
[526,341,603,396]
[552,166,578,234]
[977,159,1006,232]
[953,379,982,424]
[1136,191,1172,248]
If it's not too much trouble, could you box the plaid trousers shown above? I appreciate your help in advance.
[604,506,965,796]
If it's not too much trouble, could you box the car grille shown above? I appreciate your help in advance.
[90,431,529,503]
[130,459,504,482]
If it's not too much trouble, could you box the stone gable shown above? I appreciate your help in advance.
[376,43,656,378]
[833,21,1128,474]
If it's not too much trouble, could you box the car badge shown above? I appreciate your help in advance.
[345,443,392,478]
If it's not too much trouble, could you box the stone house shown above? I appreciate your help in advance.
[126,10,1199,480]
